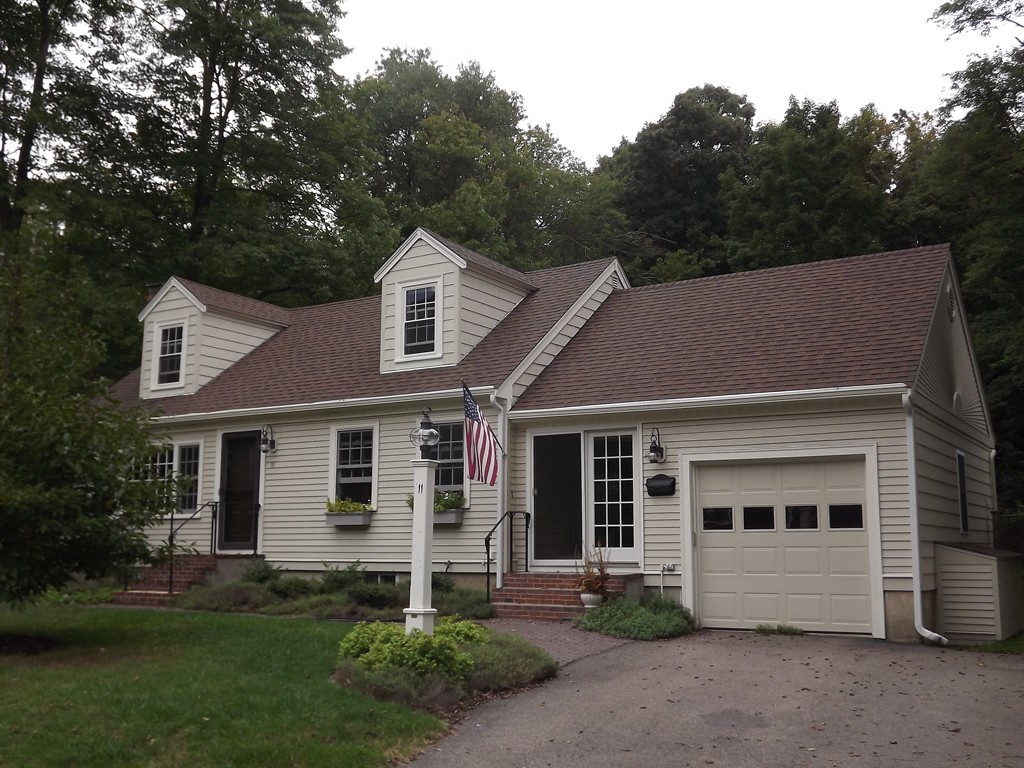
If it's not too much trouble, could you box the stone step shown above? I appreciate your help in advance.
[492,602,586,620]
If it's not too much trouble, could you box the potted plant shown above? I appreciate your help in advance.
[405,490,466,525]
[325,497,373,526]
[573,547,609,608]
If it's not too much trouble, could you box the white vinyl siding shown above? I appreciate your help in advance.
[197,312,280,387]
[141,288,200,399]
[141,432,212,552]
[458,270,525,358]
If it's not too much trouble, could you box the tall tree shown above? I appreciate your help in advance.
[719,99,898,272]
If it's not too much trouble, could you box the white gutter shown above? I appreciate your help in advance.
[904,392,949,646]
[490,391,509,590]
[152,386,474,424]
[509,383,909,420]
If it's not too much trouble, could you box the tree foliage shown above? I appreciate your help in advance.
[0,237,173,604]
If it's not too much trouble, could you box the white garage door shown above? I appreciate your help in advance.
[696,459,872,634]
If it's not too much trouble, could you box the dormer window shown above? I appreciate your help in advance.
[155,322,185,387]
[403,284,437,357]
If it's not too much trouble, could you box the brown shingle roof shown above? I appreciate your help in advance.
[175,277,291,327]
[512,245,950,411]
[424,229,537,289]
[116,258,616,416]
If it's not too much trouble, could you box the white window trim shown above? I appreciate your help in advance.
[586,429,641,562]
[432,420,470,504]
[329,421,380,510]
[396,280,443,363]
[151,319,188,391]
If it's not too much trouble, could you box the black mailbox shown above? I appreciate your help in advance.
[645,473,676,497]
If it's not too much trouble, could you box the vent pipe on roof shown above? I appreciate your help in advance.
[904,392,949,646]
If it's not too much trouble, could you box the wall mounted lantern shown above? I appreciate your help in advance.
[408,409,440,459]
[646,427,666,463]
[259,424,277,454]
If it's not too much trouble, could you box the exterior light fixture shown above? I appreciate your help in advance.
[259,425,277,454]
[646,427,665,463]
[409,409,440,459]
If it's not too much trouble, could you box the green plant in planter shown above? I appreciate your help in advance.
[405,490,466,512]
[325,497,373,514]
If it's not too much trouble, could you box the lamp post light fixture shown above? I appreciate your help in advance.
[405,409,439,635]
[646,427,666,464]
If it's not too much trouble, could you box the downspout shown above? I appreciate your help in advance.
[491,392,508,590]
[903,392,949,645]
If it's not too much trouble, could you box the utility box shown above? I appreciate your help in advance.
[935,543,1024,642]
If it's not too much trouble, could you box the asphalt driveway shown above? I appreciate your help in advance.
[410,630,1024,768]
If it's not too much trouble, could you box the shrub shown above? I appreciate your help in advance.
[346,581,406,609]
[320,561,365,594]
[240,560,282,584]
[464,629,557,691]
[434,587,494,619]
[434,615,488,644]
[258,593,358,618]
[572,595,696,640]
[338,621,473,683]
[268,576,318,601]
[174,582,279,612]
[431,572,456,593]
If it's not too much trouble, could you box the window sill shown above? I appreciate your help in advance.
[325,512,373,527]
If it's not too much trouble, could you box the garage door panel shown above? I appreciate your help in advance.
[784,546,823,575]
[697,459,871,634]
[741,547,777,575]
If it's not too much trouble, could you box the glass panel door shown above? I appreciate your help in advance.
[589,433,638,562]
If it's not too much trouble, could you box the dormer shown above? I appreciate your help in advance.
[137,277,290,400]
[374,228,536,373]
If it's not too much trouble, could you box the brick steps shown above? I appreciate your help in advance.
[492,572,635,621]
[110,554,218,606]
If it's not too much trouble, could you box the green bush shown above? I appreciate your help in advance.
[267,576,318,600]
[345,581,406,608]
[435,615,487,644]
[338,620,473,683]
[572,595,696,640]
[174,582,279,612]
[464,629,557,691]
[319,561,365,594]
[434,587,494,619]
[240,560,282,584]
[431,572,456,593]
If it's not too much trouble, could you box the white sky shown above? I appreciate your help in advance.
[336,0,1016,166]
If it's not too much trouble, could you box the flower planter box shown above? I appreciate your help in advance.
[325,512,373,527]
[433,509,464,526]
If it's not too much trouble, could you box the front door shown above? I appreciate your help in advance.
[219,431,261,551]
[532,433,583,561]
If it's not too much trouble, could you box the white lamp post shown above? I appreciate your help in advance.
[405,410,440,634]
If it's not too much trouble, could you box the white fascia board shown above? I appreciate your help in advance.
[609,259,631,289]
[497,259,625,400]
[151,384,497,425]
[373,227,467,284]
[508,383,910,420]
[138,277,206,322]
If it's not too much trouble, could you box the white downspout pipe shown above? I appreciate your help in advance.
[904,392,949,645]
[491,392,508,590]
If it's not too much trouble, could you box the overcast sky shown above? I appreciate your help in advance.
[336,0,1015,166]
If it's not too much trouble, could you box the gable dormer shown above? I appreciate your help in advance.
[137,277,290,400]
[374,228,536,373]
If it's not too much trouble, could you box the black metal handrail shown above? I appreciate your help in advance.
[484,510,531,603]
[167,500,219,595]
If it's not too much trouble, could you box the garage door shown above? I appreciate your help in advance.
[696,459,872,634]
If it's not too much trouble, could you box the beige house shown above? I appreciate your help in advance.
[114,228,1022,642]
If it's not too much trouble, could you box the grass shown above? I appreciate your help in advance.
[0,605,445,768]
[754,623,805,635]
[966,632,1024,654]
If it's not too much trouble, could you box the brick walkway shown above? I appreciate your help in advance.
[480,617,632,666]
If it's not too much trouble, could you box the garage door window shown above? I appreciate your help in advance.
[743,506,775,530]
[702,507,733,531]
[828,503,864,530]
[785,505,818,530]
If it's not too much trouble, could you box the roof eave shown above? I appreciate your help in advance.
[509,383,910,420]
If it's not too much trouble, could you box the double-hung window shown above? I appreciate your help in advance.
[335,428,374,505]
[403,285,437,357]
[156,323,185,386]
[433,422,464,492]
[152,443,201,512]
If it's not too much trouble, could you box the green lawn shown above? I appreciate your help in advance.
[0,606,445,768]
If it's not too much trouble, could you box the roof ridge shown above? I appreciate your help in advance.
[420,228,537,288]
[525,257,617,278]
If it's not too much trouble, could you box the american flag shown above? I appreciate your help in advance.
[463,383,499,486]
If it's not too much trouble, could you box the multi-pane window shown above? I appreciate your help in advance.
[403,286,436,356]
[336,429,374,505]
[151,444,200,511]
[433,423,464,491]
[592,434,634,549]
[157,325,184,385]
